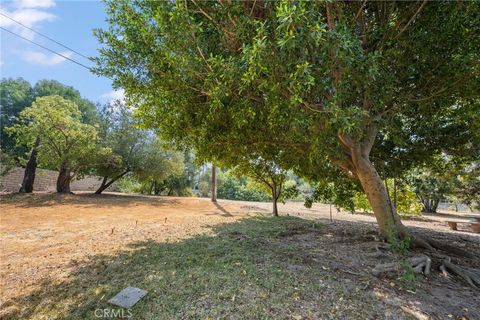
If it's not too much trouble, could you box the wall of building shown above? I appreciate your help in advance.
[1,167,115,192]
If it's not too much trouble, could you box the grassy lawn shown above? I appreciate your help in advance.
[5,216,380,319]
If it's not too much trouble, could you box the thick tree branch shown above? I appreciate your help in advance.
[361,125,378,157]
[330,157,358,180]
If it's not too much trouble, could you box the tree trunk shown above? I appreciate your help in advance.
[94,170,129,195]
[56,162,72,193]
[272,187,279,217]
[19,136,40,193]
[351,148,406,239]
[421,198,439,213]
[337,132,470,255]
[95,176,109,194]
[211,164,217,202]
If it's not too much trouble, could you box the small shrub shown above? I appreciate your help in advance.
[116,176,142,193]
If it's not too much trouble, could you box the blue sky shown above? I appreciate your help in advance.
[0,0,122,103]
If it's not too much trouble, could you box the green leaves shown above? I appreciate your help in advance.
[7,95,100,175]
[94,1,480,214]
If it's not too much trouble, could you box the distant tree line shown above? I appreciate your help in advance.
[1,77,477,215]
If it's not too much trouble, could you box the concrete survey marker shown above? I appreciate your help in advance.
[107,287,148,308]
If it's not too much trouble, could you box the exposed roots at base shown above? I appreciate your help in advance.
[372,255,431,276]
[440,257,480,289]
[375,229,479,289]
[402,231,475,259]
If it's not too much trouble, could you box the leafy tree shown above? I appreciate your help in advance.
[1,78,100,193]
[217,171,271,202]
[156,173,193,196]
[182,150,198,190]
[7,96,104,193]
[305,177,360,213]
[32,80,98,125]
[410,159,480,213]
[0,78,33,154]
[0,150,15,178]
[230,158,287,216]
[94,100,146,194]
[133,139,185,195]
[95,1,479,250]
[455,162,480,212]
[409,167,456,214]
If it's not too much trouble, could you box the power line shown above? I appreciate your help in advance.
[0,26,93,71]
[0,12,91,61]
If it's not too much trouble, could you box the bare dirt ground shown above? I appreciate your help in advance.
[1,192,479,319]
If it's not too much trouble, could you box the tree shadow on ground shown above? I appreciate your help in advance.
[209,202,234,217]
[2,216,479,320]
[0,192,182,209]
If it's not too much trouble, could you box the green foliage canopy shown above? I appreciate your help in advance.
[95,1,479,232]
[6,96,104,179]
[1,78,99,160]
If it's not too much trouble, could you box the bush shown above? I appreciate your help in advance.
[238,185,270,202]
[116,176,142,193]
[217,173,270,202]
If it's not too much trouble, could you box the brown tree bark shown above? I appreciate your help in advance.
[95,176,108,194]
[94,170,129,194]
[56,161,72,193]
[211,164,217,202]
[336,129,410,241]
[19,136,40,193]
[272,186,279,217]
[335,129,462,252]
[352,150,407,239]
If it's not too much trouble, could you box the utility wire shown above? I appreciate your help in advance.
[0,26,93,71]
[0,11,91,61]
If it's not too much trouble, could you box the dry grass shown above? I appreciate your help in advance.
[1,193,479,319]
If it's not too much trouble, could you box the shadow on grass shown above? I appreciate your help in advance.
[210,202,234,217]
[2,216,356,320]
[0,192,182,209]
[2,216,479,320]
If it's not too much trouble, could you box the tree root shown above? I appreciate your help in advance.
[366,242,390,258]
[440,257,480,289]
[374,225,479,288]
[372,255,431,276]
[406,233,475,259]
[427,239,475,259]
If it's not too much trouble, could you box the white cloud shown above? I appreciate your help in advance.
[100,89,126,104]
[22,50,72,65]
[0,1,56,39]
[15,0,55,9]
[1,1,59,65]
[2,8,56,27]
